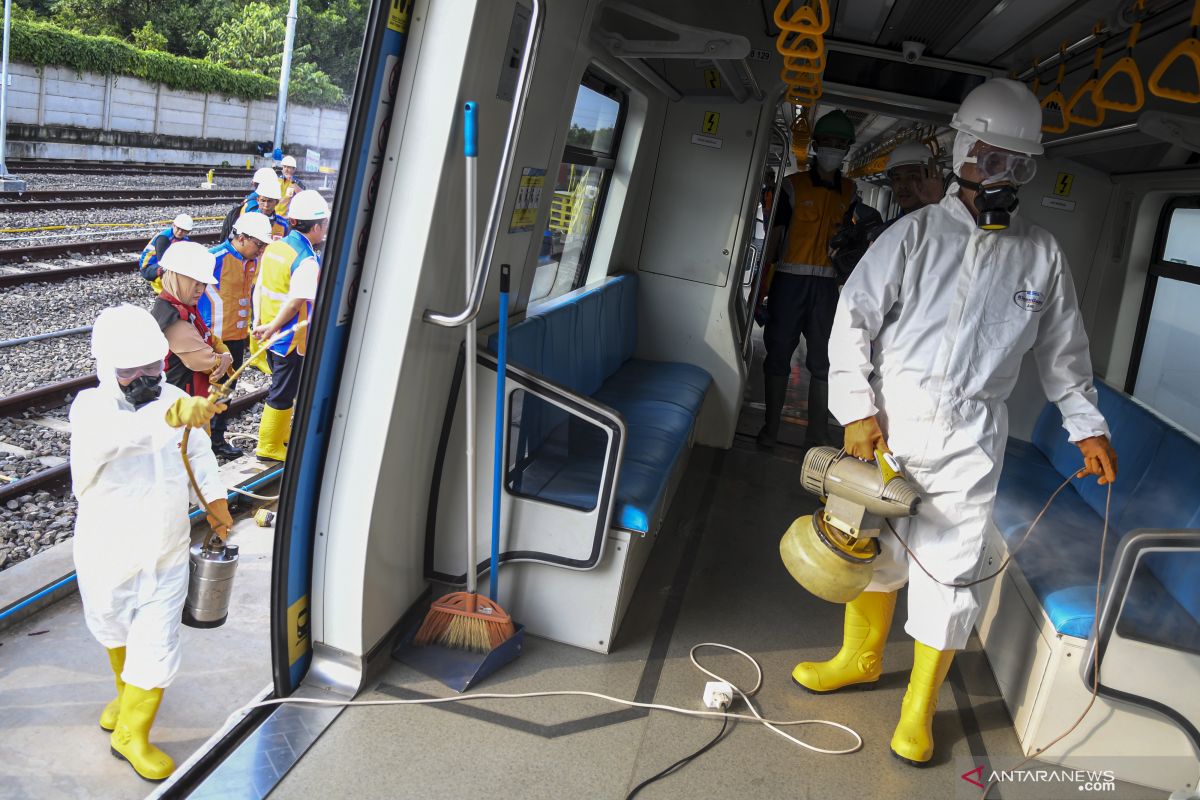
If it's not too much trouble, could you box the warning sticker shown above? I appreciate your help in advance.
[388,0,412,33]
[702,111,720,135]
[287,595,310,666]
[508,167,546,233]
[703,68,721,89]
[691,133,723,149]
[1054,172,1074,197]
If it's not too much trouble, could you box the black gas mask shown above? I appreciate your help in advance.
[120,375,162,408]
[956,175,1019,231]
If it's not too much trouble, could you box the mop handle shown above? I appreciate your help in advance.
[463,101,479,595]
[490,265,510,601]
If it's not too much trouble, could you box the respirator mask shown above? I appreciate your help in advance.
[116,362,164,408]
[953,134,1037,230]
[815,146,848,173]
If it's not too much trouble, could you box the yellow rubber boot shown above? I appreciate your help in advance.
[792,591,896,693]
[110,684,175,782]
[99,646,126,731]
[891,641,955,765]
[255,405,292,461]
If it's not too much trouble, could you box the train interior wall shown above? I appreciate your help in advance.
[308,0,1200,674]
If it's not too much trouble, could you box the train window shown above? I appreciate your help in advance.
[529,73,626,304]
[1129,198,1200,437]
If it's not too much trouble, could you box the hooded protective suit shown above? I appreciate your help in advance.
[827,185,1108,651]
[70,306,225,689]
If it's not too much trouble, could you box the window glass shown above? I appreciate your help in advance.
[1163,207,1200,266]
[529,74,626,305]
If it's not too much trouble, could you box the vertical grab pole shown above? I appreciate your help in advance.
[490,264,510,601]
[463,101,479,597]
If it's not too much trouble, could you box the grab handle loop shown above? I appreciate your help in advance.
[1148,0,1200,103]
[1040,43,1071,133]
[1066,42,1107,128]
[773,0,831,36]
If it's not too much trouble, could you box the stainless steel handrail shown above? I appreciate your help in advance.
[423,0,544,327]
[742,120,790,358]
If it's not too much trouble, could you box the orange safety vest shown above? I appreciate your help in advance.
[200,241,259,341]
[780,170,855,270]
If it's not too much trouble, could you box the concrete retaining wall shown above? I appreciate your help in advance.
[5,62,348,161]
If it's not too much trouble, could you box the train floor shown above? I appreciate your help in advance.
[0,458,276,800]
[262,338,1159,800]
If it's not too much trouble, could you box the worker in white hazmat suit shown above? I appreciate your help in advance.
[70,304,233,781]
[792,79,1119,764]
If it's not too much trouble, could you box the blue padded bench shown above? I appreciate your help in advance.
[994,380,1200,649]
[490,273,712,534]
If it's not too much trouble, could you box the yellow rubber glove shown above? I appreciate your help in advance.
[843,416,890,461]
[165,396,226,429]
[1075,435,1118,485]
[205,498,234,541]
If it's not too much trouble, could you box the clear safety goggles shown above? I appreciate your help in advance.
[114,361,163,382]
[969,144,1037,186]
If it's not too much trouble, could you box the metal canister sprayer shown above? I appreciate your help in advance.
[183,539,240,628]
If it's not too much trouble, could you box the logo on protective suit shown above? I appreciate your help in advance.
[1013,290,1044,312]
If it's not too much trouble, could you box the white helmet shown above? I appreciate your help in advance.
[950,78,1044,155]
[253,166,278,186]
[233,212,274,244]
[159,240,217,284]
[256,179,283,200]
[288,189,330,221]
[886,142,936,175]
[281,155,298,168]
[172,213,194,232]
[92,305,168,369]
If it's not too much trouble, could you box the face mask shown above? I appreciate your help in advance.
[956,174,1019,231]
[120,374,162,408]
[815,147,847,172]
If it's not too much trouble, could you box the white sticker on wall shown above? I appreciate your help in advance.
[1041,196,1077,212]
[691,133,723,149]
[748,49,771,61]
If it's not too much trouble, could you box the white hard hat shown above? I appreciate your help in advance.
[950,78,1044,155]
[886,142,935,175]
[253,166,278,186]
[288,189,330,221]
[233,212,273,243]
[172,213,194,231]
[281,155,297,168]
[256,179,283,200]
[159,240,217,284]
[92,305,168,369]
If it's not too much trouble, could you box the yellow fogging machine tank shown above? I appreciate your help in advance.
[780,446,921,603]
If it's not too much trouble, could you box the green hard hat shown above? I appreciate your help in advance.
[812,110,856,143]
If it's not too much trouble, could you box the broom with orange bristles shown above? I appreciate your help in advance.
[413,101,516,654]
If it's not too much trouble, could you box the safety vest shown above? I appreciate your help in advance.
[780,170,855,271]
[200,241,259,341]
[269,213,290,240]
[256,230,316,357]
[276,176,305,216]
[140,228,186,294]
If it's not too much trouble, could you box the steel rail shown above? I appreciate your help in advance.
[0,231,222,263]
[3,188,256,201]
[0,196,245,213]
[0,387,269,503]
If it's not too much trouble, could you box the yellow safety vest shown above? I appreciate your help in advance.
[780,171,855,270]
[256,230,315,357]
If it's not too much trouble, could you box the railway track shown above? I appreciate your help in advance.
[0,190,247,213]
[0,231,223,266]
[0,386,269,503]
[8,160,325,181]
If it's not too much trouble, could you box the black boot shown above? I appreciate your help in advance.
[757,374,788,448]
[804,378,831,447]
[210,421,243,459]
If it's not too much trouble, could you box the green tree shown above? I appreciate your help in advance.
[130,21,166,51]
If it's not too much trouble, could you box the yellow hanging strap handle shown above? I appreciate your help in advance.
[1030,57,1043,95]
[1041,43,1072,133]
[1148,0,1200,103]
[1066,29,1107,128]
[1095,3,1146,113]
[775,0,828,105]
[179,320,309,546]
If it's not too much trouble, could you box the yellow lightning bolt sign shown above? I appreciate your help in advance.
[1054,172,1073,197]
[702,111,720,135]
[704,68,721,89]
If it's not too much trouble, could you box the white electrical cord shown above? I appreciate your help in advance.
[222,642,863,756]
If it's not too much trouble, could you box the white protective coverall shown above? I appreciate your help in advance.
[70,347,224,689]
[828,187,1108,651]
